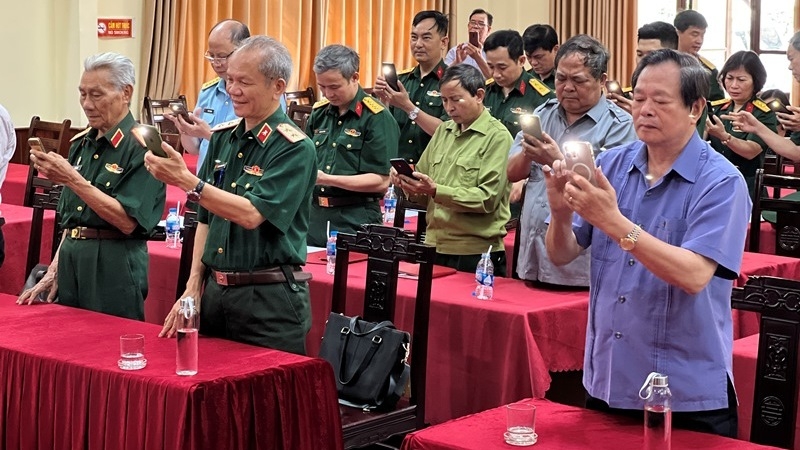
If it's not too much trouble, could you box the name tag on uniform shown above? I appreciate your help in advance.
[203,108,214,114]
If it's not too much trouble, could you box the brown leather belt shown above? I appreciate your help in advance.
[315,196,380,208]
[211,266,312,286]
[69,226,132,240]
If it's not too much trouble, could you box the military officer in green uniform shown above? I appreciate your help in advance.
[522,24,559,90]
[150,36,317,355]
[306,44,399,247]
[675,10,725,101]
[706,50,777,201]
[18,52,165,320]
[482,29,554,137]
[374,10,450,165]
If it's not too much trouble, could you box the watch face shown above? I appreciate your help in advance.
[620,238,635,251]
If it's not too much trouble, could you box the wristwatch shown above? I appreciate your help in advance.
[186,180,206,202]
[619,225,642,251]
[408,107,420,120]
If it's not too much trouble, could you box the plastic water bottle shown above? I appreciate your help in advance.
[176,296,198,376]
[326,231,338,275]
[165,207,180,249]
[383,185,397,225]
[639,372,672,450]
[474,252,494,300]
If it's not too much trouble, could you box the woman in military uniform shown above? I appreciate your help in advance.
[706,50,777,200]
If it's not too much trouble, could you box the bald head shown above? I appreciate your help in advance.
[209,19,250,45]
[207,20,250,78]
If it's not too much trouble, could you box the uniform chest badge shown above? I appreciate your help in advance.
[105,163,124,174]
[315,128,328,135]
[344,128,362,137]
[426,90,441,97]
[244,165,264,176]
[510,107,530,115]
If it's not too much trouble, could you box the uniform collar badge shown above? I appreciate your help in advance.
[104,163,124,174]
[355,101,363,117]
[344,128,362,137]
[256,123,272,144]
[436,66,444,79]
[244,165,264,176]
[518,79,526,95]
[109,129,124,148]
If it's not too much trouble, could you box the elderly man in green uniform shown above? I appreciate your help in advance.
[374,10,450,165]
[18,52,166,320]
[390,64,512,275]
[675,10,725,101]
[306,44,399,247]
[149,36,317,355]
[483,29,554,137]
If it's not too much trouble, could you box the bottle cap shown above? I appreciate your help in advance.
[638,372,668,399]
[330,230,338,237]
[652,374,668,387]
[169,207,177,214]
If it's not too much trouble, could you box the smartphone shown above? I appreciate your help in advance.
[390,158,418,180]
[605,80,623,96]
[131,124,169,158]
[382,62,400,92]
[468,31,480,47]
[766,97,790,115]
[706,101,719,124]
[28,137,49,153]
[519,114,543,141]
[562,141,597,186]
[169,102,194,124]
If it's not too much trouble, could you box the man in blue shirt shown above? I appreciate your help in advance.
[544,49,750,438]
[444,8,491,78]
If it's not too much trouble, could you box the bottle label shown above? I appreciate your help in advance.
[476,270,494,287]
[384,198,396,209]
[326,241,336,256]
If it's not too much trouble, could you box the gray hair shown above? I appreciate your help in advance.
[234,35,292,82]
[554,34,609,80]
[790,31,800,52]
[83,52,135,90]
[313,44,360,79]
[439,64,485,96]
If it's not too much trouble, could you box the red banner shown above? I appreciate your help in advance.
[97,18,133,38]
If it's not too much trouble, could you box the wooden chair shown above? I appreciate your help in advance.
[287,103,313,130]
[23,169,63,282]
[731,275,800,448]
[332,225,434,449]
[749,169,800,257]
[25,116,73,163]
[142,95,187,153]
[393,196,427,244]
[284,87,316,105]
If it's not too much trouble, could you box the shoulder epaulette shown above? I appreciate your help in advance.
[201,77,221,90]
[210,118,241,132]
[485,78,495,86]
[752,99,770,113]
[362,96,384,114]
[529,78,551,96]
[313,99,330,109]
[698,56,716,70]
[276,123,307,143]
[70,126,92,142]
[710,98,730,107]
[398,67,414,76]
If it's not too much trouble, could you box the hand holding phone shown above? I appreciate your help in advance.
[562,141,597,186]
[468,31,480,48]
[519,114,543,141]
[706,101,719,125]
[169,102,194,124]
[131,125,169,158]
[382,62,400,92]
[390,158,419,181]
[28,137,48,154]
[605,80,623,96]
[766,97,790,115]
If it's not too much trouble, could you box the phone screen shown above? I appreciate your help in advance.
[519,114,543,141]
[605,81,623,96]
[706,101,718,124]
[169,102,194,124]
[28,137,48,153]
[390,158,418,180]
[563,141,596,186]
[766,97,789,114]
[468,31,480,47]
[131,125,169,158]
[382,63,400,91]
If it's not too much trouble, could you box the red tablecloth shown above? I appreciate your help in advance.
[0,203,55,296]
[401,398,780,449]
[0,294,343,450]
[733,334,800,450]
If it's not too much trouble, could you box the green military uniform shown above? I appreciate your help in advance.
[483,71,555,137]
[699,55,725,102]
[198,109,317,355]
[791,131,800,146]
[305,88,399,246]
[528,68,555,91]
[709,97,778,200]
[57,112,166,320]
[392,60,449,164]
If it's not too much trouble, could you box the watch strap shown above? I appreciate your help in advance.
[186,180,205,201]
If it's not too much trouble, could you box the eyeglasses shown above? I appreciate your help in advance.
[203,50,234,64]
[468,20,488,28]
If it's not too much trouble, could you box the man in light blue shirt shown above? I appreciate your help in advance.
[444,8,491,78]
[507,35,636,286]
[544,49,750,438]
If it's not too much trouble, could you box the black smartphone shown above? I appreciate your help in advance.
[468,31,480,47]
[706,101,718,124]
[519,114,543,141]
[382,62,400,92]
[169,102,194,124]
[563,141,597,186]
[28,137,49,153]
[131,124,169,158]
[605,80,623,96]
[390,158,418,180]
[766,97,790,115]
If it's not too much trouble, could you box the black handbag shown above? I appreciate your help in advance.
[319,313,411,410]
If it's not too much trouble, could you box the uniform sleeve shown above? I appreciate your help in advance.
[112,144,166,232]
[196,131,225,225]
[746,108,778,151]
[359,110,399,175]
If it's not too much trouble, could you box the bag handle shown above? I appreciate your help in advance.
[336,316,392,385]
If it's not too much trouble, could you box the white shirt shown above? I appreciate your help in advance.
[0,104,15,205]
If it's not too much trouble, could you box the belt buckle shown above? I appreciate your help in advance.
[215,271,229,286]
[318,197,329,207]
[70,228,83,239]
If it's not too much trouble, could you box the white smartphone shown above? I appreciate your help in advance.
[519,114,543,141]
[562,141,597,186]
